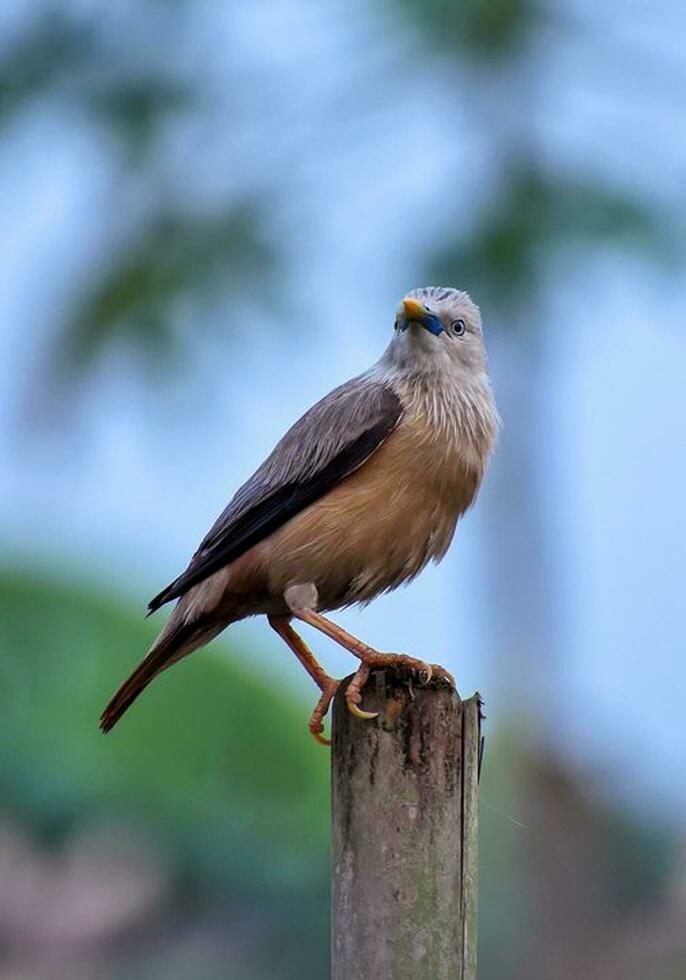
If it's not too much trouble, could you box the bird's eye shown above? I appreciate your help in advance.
[451,318,466,337]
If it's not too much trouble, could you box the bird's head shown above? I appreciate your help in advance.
[389,286,487,376]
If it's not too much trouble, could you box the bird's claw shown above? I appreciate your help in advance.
[347,700,379,721]
[306,656,454,742]
[341,652,456,728]
[414,659,455,689]
[433,664,456,688]
[307,678,341,748]
[369,653,452,689]
[343,664,378,722]
[310,728,332,746]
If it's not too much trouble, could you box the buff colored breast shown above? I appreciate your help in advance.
[247,408,481,611]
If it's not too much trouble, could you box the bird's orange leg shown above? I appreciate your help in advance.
[268,615,340,746]
[292,608,455,720]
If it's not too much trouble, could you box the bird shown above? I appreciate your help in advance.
[101,286,499,744]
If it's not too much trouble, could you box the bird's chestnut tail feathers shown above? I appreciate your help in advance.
[100,621,201,733]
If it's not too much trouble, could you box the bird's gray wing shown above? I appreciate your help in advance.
[148,375,402,612]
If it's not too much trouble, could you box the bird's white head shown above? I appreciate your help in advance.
[385,286,488,379]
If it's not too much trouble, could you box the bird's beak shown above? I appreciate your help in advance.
[401,297,444,336]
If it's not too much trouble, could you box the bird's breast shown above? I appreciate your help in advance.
[257,405,482,609]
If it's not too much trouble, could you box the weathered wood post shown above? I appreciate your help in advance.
[331,669,482,980]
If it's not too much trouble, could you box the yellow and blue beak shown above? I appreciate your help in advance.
[400,297,445,336]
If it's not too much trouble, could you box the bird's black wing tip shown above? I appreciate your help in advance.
[146,580,180,616]
[146,591,170,616]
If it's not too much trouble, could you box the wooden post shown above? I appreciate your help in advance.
[331,669,482,980]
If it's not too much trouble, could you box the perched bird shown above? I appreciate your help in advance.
[101,287,499,744]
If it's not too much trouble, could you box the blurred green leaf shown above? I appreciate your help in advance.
[0,570,329,894]
[60,205,277,376]
[87,78,194,163]
[0,569,331,976]
[0,9,194,162]
[0,10,279,408]
[430,166,667,319]
[390,0,541,60]
[0,13,96,119]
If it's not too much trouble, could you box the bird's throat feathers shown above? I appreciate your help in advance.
[370,350,500,473]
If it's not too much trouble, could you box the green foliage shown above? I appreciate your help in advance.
[0,7,279,394]
[60,205,275,376]
[429,166,665,322]
[386,2,672,328]
[0,12,96,119]
[0,9,192,157]
[0,570,329,895]
[87,77,194,164]
[391,0,541,60]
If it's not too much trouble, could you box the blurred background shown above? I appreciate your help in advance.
[1,1,684,978]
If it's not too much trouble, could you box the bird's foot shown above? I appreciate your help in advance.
[344,652,455,720]
[308,677,341,746]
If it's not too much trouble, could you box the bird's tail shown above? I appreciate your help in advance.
[100,616,222,733]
